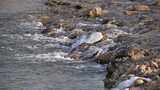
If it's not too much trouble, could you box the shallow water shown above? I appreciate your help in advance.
[0,0,106,90]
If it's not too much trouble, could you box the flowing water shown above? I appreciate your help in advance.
[0,0,106,90]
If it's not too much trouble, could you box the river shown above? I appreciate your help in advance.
[0,0,106,90]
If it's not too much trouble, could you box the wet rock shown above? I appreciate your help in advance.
[85,32,104,44]
[134,4,150,12]
[71,32,104,50]
[71,35,87,49]
[134,78,145,86]
[125,11,138,16]
[129,80,160,90]
[144,80,160,90]
[128,48,145,61]
[96,46,129,64]
[46,0,70,6]
[111,76,151,90]
[69,43,90,59]
[96,52,114,64]
[129,87,141,90]
[129,57,160,76]
[71,43,90,53]
[47,30,56,36]
[88,7,103,17]
[107,29,129,39]
[68,51,81,60]
[104,44,160,89]
[68,28,85,39]
[41,26,65,37]
[81,46,101,59]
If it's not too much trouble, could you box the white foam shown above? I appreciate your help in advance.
[77,22,101,27]
[25,33,71,44]
[19,21,44,30]
[15,51,73,62]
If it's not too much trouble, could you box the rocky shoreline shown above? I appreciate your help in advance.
[38,0,159,89]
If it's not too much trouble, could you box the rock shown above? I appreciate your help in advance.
[88,7,103,17]
[68,51,81,60]
[68,28,85,39]
[96,52,114,64]
[82,46,101,59]
[71,43,90,53]
[71,32,104,49]
[134,78,145,86]
[145,80,160,90]
[134,4,150,12]
[129,87,141,90]
[46,0,70,6]
[85,32,104,44]
[69,45,101,60]
[47,30,56,36]
[125,4,150,16]
[41,28,52,34]
[41,26,65,37]
[71,35,87,49]
[125,11,138,16]
[128,48,145,61]
[111,76,151,90]
[107,29,129,39]
[130,80,160,90]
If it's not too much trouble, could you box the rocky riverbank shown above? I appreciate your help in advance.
[39,0,160,90]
